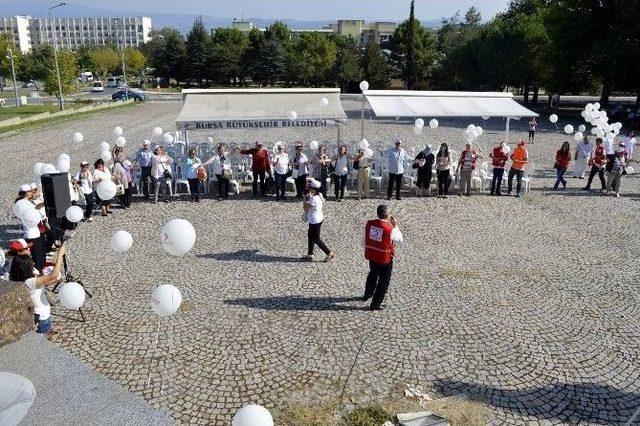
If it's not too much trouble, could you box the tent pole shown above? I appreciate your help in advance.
[360,94,365,141]
[505,117,511,143]
[337,122,341,144]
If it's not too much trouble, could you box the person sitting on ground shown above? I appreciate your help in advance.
[271,142,289,202]
[75,161,94,221]
[9,241,66,336]
[583,138,607,192]
[184,148,203,203]
[302,179,334,262]
[606,142,628,197]
[151,146,174,203]
[489,142,508,196]
[507,140,528,197]
[239,141,270,198]
[413,144,434,197]
[554,141,572,190]
[383,140,410,201]
[93,158,113,215]
[456,142,479,196]
[204,143,232,201]
[435,143,451,199]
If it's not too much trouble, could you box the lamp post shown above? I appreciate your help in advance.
[121,42,128,101]
[6,48,19,107]
[49,1,67,111]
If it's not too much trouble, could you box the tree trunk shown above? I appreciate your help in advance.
[599,80,611,108]
[523,82,530,105]
[532,87,539,105]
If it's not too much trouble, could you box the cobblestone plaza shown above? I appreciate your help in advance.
[2,101,639,424]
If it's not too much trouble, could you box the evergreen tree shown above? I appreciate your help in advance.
[405,0,417,89]
[184,17,210,85]
[360,42,390,89]
[332,35,362,92]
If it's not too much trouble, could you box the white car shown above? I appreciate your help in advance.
[106,77,118,88]
[92,81,104,92]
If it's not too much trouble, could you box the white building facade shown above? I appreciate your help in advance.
[0,16,152,53]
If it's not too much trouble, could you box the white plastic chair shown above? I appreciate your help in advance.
[173,162,190,196]
[471,169,483,192]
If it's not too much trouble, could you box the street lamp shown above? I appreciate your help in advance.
[6,49,19,107]
[49,1,67,111]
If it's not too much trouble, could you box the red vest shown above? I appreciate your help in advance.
[364,219,394,264]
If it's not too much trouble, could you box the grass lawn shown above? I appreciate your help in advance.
[0,104,87,120]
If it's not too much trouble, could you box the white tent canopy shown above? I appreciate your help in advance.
[363,90,539,119]
[176,88,347,131]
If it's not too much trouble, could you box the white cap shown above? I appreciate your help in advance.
[30,183,38,190]
[308,179,321,189]
[19,184,32,192]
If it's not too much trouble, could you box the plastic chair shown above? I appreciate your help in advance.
[173,163,190,196]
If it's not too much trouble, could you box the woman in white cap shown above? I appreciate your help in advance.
[302,179,334,262]
[271,142,289,201]
[75,161,95,221]
[13,185,46,271]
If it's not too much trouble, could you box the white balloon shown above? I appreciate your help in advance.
[627,166,635,175]
[591,127,599,135]
[114,126,123,137]
[72,132,84,143]
[206,136,214,145]
[585,103,594,112]
[580,111,587,118]
[482,116,490,121]
[359,139,369,150]
[115,136,126,148]
[33,162,44,176]
[472,129,481,139]
[359,80,369,92]
[151,284,182,317]
[58,153,70,162]
[161,219,196,257]
[65,205,84,223]
[111,230,133,254]
[549,114,559,123]
[309,140,319,150]
[232,404,274,426]
[163,133,174,144]
[414,118,424,128]
[364,148,373,158]
[574,132,584,141]
[467,124,476,132]
[57,158,71,173]
[564,124,574,134]
[21,208,41,227]
[429,119,439,129]
[58,282,86,310]
[101,150,112,163]
[578,124,586,133]
[502,144,511,155]
[289,110,298,121]
[100,142,111,152]
[413,126,423,135]
[96,180,117,200]
[593,102,600,110]
[41,163,57,175]
[320,97,329,107]
[153,127,163,137]
[476,126,483,136]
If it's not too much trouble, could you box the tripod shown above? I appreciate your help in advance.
[50,253,93,322]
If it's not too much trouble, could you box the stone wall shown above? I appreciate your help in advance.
[0,281,34,346]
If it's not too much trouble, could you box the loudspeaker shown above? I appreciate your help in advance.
[41,173,71,219]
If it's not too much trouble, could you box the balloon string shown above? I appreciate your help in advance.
[147,317,161,388]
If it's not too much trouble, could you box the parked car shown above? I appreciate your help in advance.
[22,80,39,89]
[106,76,118,88]
[79,71,94,82]
[116,80,127,89]
[112,89,148,102]
[92,81,104,92]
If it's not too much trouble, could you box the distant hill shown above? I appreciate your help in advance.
[3,0,441,34]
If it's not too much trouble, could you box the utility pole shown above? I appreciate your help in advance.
[121,18,128,100]
[49,2,67,111]
[7,48,19,107]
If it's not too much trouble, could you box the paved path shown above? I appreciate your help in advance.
[0,333,174,425]
[1,101,639,424]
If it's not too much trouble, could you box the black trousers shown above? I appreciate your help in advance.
[507,168,523,194]
[308,221,330,256]
[387,173,403,198]
[84,192,95,218]
[333,174,347,199]
[27,234,46,272]
[140,166,153,200]
[585,165,606,190]
[252,171,266,196]
[491,168,504,194]
[274,172,287,200]
[188,178,200,201]
[437,170,450,195]
[364,260,393,309]
[216,174,230,199]
[295,174,307,198]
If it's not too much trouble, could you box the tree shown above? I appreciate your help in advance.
[207,28,248,86]
[265,21,292,46]
[0,33,20,90]
[124,48,147,75]
[184,17,210,85]
[254,38,286,86]
[360,42,390,89]
[144,28,187,84]
[87,48,120,79]
[332,35,362,92]
[286,33,336,86]
[242,28,265,85]
[464,6,482,25]
[404,0,417,89]
[387,15,437,89]
[17,44,53,82]
[44,49,79,97]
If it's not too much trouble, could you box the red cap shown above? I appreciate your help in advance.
[9,239,32,252]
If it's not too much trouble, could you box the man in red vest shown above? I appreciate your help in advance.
[363,204,404,311]
[240,141,270,198]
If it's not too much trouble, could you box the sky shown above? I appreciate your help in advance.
[19,0,511,22]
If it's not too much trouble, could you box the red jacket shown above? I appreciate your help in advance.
[491,146,508,168]
[555,150,571,170]
[458,148,478,170]
[241,148,270,172]
[590,145,606,167]
[364,219,394,265]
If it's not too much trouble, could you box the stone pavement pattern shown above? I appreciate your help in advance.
[1,101,639,425]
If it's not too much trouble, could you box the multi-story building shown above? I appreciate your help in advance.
[231,19,396,46]
[0,15,152,53]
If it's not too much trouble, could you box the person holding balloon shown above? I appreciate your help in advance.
[583,138,607,192]
[184,148,203,203]
[332,145,351,202]
[412,145,434,197]
[312,145,331,198]
[507,140,528,197]
[384,140,410,201]
[13,185,47,271]
[151,146,174,203]
[291,143,309,199]
[93,159,114,216]
[133,140,154,201]
[302,180,334,262]
[489,142,509,196]
[355,148,373,199]
[606,142,628,197]
[271,142,289,201]
[75,161,95,221]
[203,143,233,201]
[456,142,479,197]
[573,136,592,179]
[553,141,572,190]
[435,143,452,198]
[9,242,66,336]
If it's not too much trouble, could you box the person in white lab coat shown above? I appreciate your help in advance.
[573,136,593,179]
